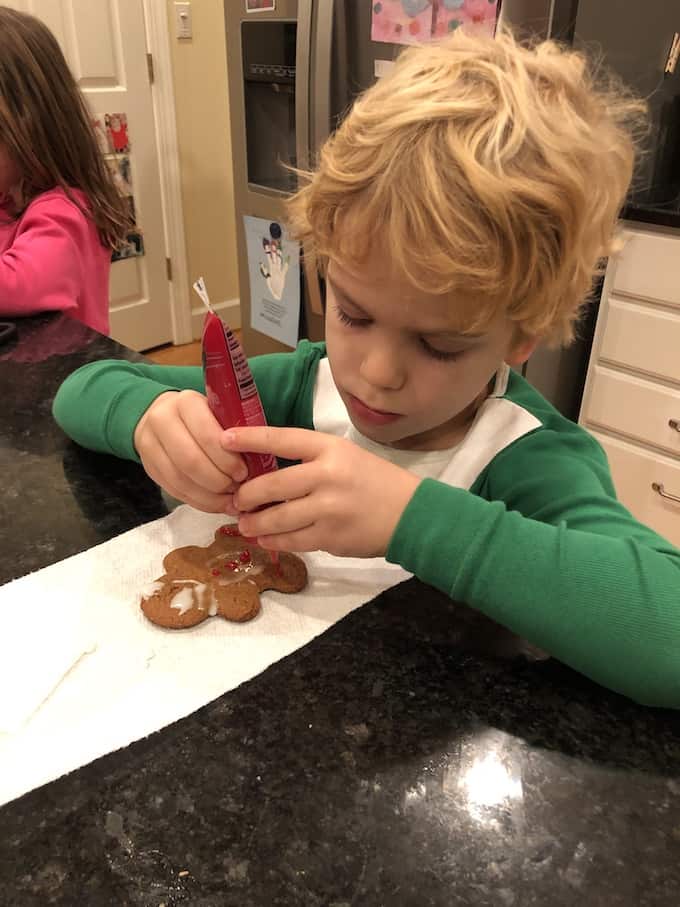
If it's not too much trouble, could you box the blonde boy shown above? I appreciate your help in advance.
[54,32,680,706]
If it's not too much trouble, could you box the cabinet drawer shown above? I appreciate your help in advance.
[584,366,680,457]
[600,296,680,384]
[614,228,680,308]
[592,432,680,547]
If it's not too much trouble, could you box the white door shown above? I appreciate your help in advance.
[5,0,171,351]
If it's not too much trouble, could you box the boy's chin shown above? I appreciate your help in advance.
[347,412,417,448]
[348,410,467,452]
[346,410,394,438]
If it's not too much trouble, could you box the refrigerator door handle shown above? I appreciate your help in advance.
[297,0,328,318]
[296,0,313,171]
[312,0,334,156]
[665,32,680,76]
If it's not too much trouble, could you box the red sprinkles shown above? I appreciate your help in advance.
[219,525,240,537]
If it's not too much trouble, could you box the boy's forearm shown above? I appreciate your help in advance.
[387,479,680,707]
[53,360,205,460]
[52,342,324,460]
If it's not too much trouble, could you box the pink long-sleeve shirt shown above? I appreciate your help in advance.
[0,187,111,334]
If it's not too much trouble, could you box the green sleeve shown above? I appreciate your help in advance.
[52,340,326,462]
[386,428,680,707]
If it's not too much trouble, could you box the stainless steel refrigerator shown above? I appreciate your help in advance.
[224,0,677,419]
[224,1,436,358]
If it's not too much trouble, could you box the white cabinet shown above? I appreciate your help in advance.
[580,223,680,546]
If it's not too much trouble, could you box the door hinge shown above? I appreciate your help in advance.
[146,52,155,84]
[166,257,172,281]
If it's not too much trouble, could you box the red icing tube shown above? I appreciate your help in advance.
[202,311,280,570]
[202,312,278,480]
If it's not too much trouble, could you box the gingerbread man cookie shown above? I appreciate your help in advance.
[141,525,307,629]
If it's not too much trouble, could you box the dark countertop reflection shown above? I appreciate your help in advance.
[1,314,680,906]
[0,314,168,583]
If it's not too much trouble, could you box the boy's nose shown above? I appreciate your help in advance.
[359,344,406,391]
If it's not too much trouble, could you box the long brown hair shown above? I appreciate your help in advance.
[0,7,132,249]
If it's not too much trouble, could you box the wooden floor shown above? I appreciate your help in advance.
[145,331,242,367]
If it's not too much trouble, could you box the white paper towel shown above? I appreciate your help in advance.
[0,592,97,734]
[0,505,408,806]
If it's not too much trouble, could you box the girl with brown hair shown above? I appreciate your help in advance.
[0,6,132,334]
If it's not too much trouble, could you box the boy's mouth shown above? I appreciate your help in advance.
[346,393,402,426]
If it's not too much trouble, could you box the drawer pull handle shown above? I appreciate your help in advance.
[652,482,680,505]
[670,419,680,432]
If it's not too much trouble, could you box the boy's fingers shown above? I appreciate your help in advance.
[176,391,249,483]
[157,419,237,494]
[150,442,235,513]
[256,527,320,554]
[234,463,314,512]
[238,498,314,539]
[221,426,325,461]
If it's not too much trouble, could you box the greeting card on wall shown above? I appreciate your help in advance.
[92,115,111,154]
[105,155,133,198]
[92,112,144,263]
[106,113,130,153]
[112,195,145,263]
[371,0,499,46]
[111,231,145,263]
[244,215,300,349]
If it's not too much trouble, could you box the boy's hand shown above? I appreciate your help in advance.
[222,426,421,558]
[133,391,248,512]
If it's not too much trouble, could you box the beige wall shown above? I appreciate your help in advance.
[166,0,239,319]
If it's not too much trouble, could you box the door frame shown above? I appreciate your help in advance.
[142,0,193,345]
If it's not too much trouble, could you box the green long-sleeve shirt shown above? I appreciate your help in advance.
[52,341,680,707]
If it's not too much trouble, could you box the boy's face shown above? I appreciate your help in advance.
[325,258,535,451]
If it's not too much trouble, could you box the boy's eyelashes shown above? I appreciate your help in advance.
[421,341,463,362]
[332,304,463,363]
[333,304,369,329]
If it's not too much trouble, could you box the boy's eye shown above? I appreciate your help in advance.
[333,303,462,361]
[334,305,370,328]
[419,339,463,362]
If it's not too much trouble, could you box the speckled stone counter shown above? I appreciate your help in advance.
[1,314,680,906]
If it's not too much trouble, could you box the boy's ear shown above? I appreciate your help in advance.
[505,333,540,368]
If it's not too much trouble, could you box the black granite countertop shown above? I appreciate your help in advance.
[1,314,680,906]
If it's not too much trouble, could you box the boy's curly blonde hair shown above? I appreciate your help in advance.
[286,29,646,346]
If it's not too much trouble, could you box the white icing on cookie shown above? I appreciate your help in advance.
[170,585,196,615]
[197,583,216,614]
[141,580,164,599]
[216,565,264,586]
[157,561,266,620]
